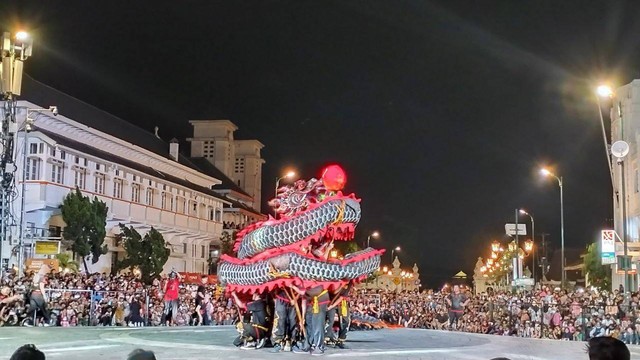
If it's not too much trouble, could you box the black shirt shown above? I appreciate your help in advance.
[196,285,205,306]
[247,299,267,326]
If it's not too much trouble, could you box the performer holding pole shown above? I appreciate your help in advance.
[327,282,352,349]
[231,291,268,350]
[292,284,329,355]
[270,287,297,352]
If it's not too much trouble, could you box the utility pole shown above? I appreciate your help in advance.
[540,233,549,281]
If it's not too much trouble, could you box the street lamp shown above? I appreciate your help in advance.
[391,246,401,263]
[367,231,380,248]
[595,84,616,190]
[520,209,536,284]
[0,31,34,278]
[491,241,500,253]
[541,168,565,287]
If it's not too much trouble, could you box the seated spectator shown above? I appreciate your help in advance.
[10,344,45,360]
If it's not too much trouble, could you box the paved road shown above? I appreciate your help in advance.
[0,326,638,360]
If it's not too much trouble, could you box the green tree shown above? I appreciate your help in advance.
[115,225,170,284]
[55,253,80,273]
[219,230,237,256]
[60,188,108,273]
[335,240,360,256]
[584,242,611,290]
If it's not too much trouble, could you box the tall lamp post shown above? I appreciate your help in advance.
[595,85,615,189]
[541,168,565,287]
[391,246,401,263]
[367,231,380,248]
[0,31,33,277]
[519,209,535,285]
[274,170,295,217]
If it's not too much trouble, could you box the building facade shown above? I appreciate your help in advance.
[610,80,640,291]
[0,76,264,275]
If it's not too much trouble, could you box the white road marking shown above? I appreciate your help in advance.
[39,345,119,352]
[0,337,14,340]
[326,349,461,357]
[101,332,234,351]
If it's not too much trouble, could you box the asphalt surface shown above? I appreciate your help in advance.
[0,326,638,360]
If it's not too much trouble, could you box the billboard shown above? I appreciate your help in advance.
[601,230,615,265]
[34,240,61,255]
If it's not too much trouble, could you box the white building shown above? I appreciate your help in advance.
[609,80,640,291]
[187,120,266,229]
[0,76,264,274]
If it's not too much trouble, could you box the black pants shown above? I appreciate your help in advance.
[242,322,267,341]
[29,292,50,323]
[304,303,328,350]
[327,303,350,341]
[272,298,297,345]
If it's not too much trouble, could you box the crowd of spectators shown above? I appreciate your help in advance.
[2,269,640,347]
[349,285,640,345]
[0,271,238,327]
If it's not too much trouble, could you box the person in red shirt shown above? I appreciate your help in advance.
[162,271,181,326]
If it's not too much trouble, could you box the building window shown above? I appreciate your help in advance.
[29,143,38,154]
[50,164,64,184]
[234,157,245,173]
[75,156,88,166]
[183,243,187,254]
[161,192,172,210]
[49,146,55,156]
[215,208,222,222]
[201,245,206,259]
[208,207,215,221]
[94,175,105,194]
[60,150,66,160]
[176,197,186,214]
[25,158,41,180]
[203,141,215,158]
[189,201,198,216]
[113,179,123,199]
[74,170,86,189]
[146,188,154,206]
[131,183,141,203]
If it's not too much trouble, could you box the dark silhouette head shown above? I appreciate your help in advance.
[127,349,156,360]
[587,337,630,360]
[10,344,45,360]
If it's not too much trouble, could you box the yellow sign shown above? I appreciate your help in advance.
[35,240,61,255]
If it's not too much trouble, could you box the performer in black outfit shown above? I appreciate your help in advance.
[270,288,297,352]
[327,283,352,348]
[292,284,329,355]
[231,291,268,350]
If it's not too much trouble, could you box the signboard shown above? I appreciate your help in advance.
[34,240,61,255]
[513,278,535,286]
[616,261,637,275]
[505,223,527,236]
[178,272,219,285]
[601,230,616,265]
[25,258,59,274]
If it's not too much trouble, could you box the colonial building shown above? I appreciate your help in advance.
[0,75,264,274]
[609,80,640,291]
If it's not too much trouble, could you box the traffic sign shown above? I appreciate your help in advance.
[505,223,527,236]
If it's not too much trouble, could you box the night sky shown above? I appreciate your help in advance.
[2,1,636,286]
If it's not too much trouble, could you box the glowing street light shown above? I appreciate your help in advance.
[540,167,565,287]
[367,231,380,248]
[15,31,29,41]
[491,240,500,253]
[597,85,613,98]
[391,246,401,262]
[273,170,296,217]
[524,239,534,253]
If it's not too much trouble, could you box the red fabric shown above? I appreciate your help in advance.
[164,279,180,301]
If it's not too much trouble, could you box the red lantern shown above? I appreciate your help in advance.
[321,165,347,191]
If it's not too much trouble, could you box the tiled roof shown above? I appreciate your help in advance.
[38,129,229,203]
[20,75,202,172]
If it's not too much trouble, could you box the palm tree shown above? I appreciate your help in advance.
[55,253,80,273]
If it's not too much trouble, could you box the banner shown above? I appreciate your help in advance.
[25,258,59,274]
[178,272,219,285]
[601,230,615,265]
[34,240,61,255]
